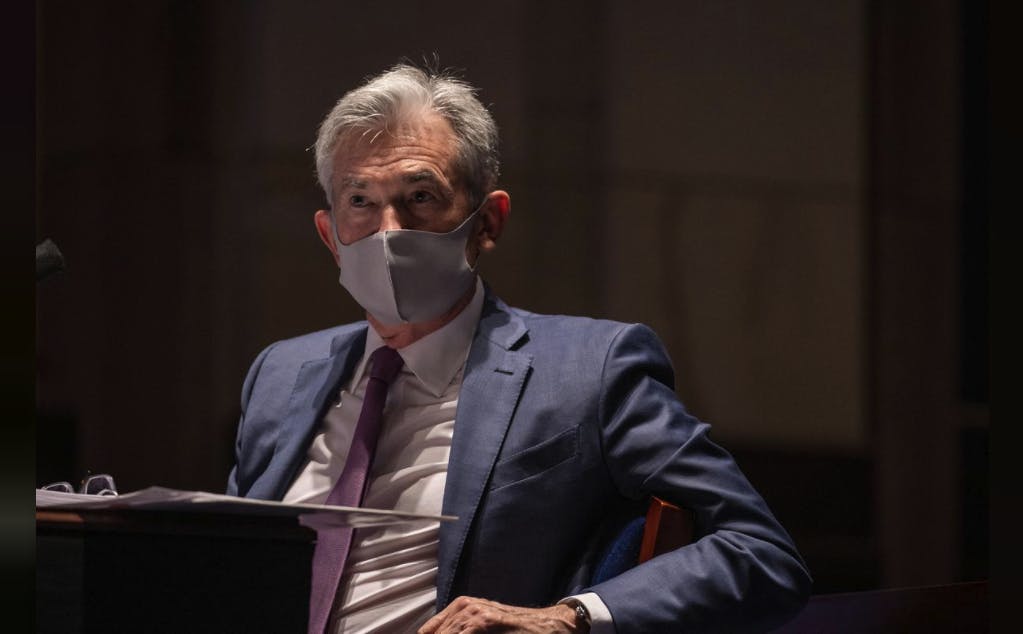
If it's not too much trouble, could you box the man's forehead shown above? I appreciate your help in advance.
[331,117,461,192]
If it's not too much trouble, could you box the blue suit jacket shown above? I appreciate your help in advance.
[227,291,811,632]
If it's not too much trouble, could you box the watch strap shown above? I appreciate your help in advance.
[561,598,592,632]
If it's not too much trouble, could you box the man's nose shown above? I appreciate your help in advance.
[378,205,403,232]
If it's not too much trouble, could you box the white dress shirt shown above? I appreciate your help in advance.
[284,278,614,633]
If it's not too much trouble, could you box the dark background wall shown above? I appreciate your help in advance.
[34,0,988,595]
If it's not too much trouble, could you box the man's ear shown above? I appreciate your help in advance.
[475,190,511,254]
[314,209,341,266]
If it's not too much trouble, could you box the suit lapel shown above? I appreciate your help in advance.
[247,327,367,501]
[436,294,531,608]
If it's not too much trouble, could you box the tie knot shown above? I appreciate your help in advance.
[367,346,404,385]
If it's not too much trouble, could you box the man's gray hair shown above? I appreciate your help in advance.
[315,63,500,208]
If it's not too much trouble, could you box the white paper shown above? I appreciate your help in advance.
[36,486,456,528]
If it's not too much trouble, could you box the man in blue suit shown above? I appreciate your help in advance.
[228,63,810,633]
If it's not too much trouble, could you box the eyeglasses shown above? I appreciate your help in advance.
[41,473,118,496]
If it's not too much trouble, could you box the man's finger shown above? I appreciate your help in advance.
[419,595,474,633]
[441,603,576,634]
[421,596,519,634]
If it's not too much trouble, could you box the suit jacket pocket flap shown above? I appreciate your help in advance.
[489,426,579,491]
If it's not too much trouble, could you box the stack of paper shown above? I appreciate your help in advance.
[37,486,456,529]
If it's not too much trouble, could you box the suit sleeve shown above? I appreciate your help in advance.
[225,342,277,496]
[588,323,812,633]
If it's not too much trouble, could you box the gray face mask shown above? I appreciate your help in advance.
[332,210,480,326]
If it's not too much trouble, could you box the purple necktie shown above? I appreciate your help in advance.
[308,345,404,634]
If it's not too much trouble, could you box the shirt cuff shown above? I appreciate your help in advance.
[559,592,615,634]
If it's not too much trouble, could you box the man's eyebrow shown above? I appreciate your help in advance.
[340,177,367,189]
[404,170,456,198]
[403,170,441,184]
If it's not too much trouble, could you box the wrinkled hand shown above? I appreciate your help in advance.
[418,596,585,633]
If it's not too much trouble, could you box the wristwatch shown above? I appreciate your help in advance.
[562,598,592,632]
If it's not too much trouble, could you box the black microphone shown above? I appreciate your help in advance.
[36,238,66,281]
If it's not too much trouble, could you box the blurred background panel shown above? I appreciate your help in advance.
[35,0,987,595]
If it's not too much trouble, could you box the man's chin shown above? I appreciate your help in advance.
[363,281,477,348]
[365,312,403,334]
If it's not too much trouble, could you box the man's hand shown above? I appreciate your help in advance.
[418,596,587,633]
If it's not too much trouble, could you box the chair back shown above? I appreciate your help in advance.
[590,497,694,585]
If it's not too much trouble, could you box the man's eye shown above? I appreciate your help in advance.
[410,191,435,204]
[350,195,369,207]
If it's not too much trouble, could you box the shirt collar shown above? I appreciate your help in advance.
[350,277,485,398]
